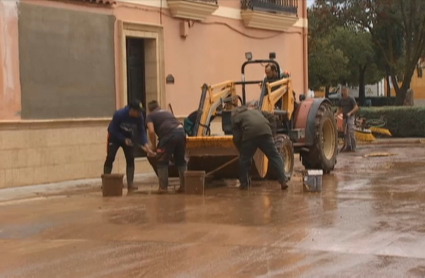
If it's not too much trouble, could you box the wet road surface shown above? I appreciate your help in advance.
[1,145,425,277]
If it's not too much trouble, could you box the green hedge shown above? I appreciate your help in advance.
[358,107,425,137]
[328,97,396,107]
[365,97,397,106]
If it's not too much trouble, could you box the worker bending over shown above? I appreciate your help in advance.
[231,101,288,190]
[146,100,187,193]
[104,100,154,191]
[335,86,358,152]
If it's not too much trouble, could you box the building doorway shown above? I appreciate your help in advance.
[126,37,146,158]
[120,22,166,159]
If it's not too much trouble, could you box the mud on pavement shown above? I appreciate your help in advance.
[1,145,425,277]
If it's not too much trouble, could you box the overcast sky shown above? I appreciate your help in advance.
[307,0,314,7]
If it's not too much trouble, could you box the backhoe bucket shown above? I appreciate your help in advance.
[186,136,269,179]
[185,136,240,179]
[147,136,266,179]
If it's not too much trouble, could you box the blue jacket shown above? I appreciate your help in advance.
[107,106,148,145]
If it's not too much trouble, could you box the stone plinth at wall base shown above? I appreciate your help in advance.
[240,10,298,31]
[167,0,218,21]
[0,118,153,189]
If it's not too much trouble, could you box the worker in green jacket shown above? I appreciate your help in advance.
[231,101,288,190]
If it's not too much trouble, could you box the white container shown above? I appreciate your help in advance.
[303,170,323,193]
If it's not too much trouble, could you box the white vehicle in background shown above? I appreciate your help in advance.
[306,89,315,98]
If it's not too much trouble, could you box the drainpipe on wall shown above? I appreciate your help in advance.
[302,0,308,95]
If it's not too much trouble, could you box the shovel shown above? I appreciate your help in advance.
[205,156,239,178]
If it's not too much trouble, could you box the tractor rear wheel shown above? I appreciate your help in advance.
[301,103,338,173]
[266,134,295,181]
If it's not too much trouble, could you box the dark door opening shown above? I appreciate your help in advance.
[126,37,147,158]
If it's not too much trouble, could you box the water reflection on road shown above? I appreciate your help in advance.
[1,146,425,277]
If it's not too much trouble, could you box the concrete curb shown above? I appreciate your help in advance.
[358,138,425,145]
[0,172,158,204]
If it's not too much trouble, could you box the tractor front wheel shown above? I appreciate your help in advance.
[301,103,338,173]
[266,134,295,181]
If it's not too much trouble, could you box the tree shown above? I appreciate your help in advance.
[308,7,349,93]
[308,36,349,92]
[308,7,382,102]
[373,17,405,97]
[330,28,383,105]
[315,0,425,105]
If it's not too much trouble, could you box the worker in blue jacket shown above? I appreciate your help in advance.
[103,100,155,191]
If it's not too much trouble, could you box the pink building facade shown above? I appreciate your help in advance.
[0,0,308,188]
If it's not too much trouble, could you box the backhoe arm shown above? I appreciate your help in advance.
[261,78,295,121]
[194,81,238,136]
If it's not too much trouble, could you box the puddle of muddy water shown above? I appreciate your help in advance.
[385,161,425,169]
[0,222,54,239]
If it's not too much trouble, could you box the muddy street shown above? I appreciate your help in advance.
[1,145,425,277]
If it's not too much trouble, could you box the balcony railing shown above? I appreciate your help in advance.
[241,0,298,15]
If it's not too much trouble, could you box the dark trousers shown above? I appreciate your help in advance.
[239,134,286,187]
[103,134,135,185]
[156,128,187,168]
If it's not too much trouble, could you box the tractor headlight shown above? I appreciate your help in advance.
[245,52,252,61]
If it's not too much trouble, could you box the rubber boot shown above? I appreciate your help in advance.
[126,166,138,191]
[103,166,112,174]
[280,182,289,190]
[176,166,187,193]
[280,177,289,190]
[239,176,251,190]
[157,167,169,194]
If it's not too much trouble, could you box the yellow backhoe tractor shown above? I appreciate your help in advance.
[148,53,339,182]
